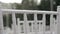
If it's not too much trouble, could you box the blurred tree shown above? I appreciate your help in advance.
[37,0,51,11]
[53,0,60,11]
[37,0,60,11]
[15,0,38,10]
[14,3,22,9]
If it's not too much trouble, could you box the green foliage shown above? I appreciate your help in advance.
[37,0,60,11]
[15,3,22,9]
[3,14,12,28]
[37,0,51,11]
[15,0,38,10]
[16,14,24,21]
[3,15,6,27]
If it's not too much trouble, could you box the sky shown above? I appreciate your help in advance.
[0,0,41,4]
[0,0,22,3]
